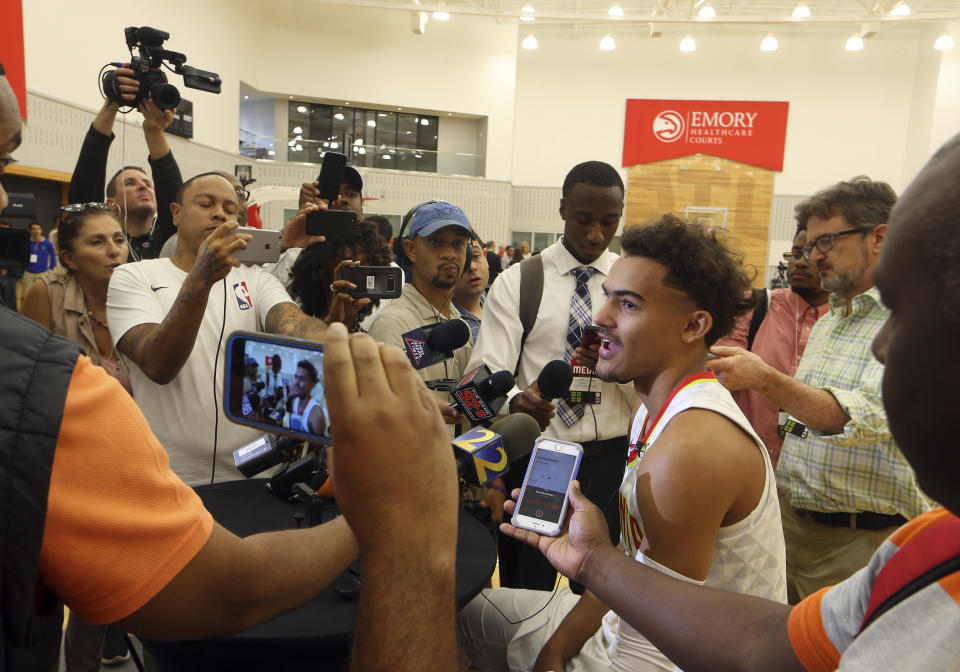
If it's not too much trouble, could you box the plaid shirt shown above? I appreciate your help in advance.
[776,287,934,520]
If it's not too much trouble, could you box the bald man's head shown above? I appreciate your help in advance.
[0,64,24,212]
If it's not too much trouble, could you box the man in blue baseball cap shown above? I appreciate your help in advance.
[367,200,474,394]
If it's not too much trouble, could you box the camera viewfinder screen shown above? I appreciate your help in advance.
[517,449,578,524]
[228,336,330,440]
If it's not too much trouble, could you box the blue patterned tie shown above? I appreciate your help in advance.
[556,266,596,427]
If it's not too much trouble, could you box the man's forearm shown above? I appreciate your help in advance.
[351,546,457,672]
[757,368,850,434]
[117,276,212,384]
[265,302,328,342]
[92,103,118,137]
[144,128,171,161]
[582,547,803,672]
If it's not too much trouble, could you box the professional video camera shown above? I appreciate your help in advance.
[101,26,221,111]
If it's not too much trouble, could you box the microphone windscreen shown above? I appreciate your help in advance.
[485,370,515,396]
[538,359,573,400]
[488,414,541,462]
[427,319,471,352]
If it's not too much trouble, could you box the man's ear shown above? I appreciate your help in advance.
[171,202,181,230]
[559,198,566,221]
[680,309,713,344]
[403,238,416,263]
[870,223,887,254]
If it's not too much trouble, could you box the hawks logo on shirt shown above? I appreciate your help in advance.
[233,281,253,311]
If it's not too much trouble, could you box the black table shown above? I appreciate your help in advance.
[141,478,497,671]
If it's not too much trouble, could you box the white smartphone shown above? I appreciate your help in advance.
[233,226,281,264]
[511,437,583,537]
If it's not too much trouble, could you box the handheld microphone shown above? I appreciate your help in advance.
[451,366,515,424]
[233,433,303,478]
[453,414,541,486]
[537,359,574,400]
[402,319,471,370]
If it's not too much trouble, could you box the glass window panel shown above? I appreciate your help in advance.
[417,115,439,152]
[376,111,397,151]
[395,148,417,172]
[416,150,437,174]
[309,104,332,143]
[397,114,418,149]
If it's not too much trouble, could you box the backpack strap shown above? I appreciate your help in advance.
[746,288,770,351]
[859,513,960,633]
[515,254,544,377]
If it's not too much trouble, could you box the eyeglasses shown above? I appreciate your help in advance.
[802,229,864,260]
[59,202,115,223]
[236,188,250,202]
[782,248,804,261]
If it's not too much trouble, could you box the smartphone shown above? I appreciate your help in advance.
[304,209,359,239]
[580,325,601,350]
[223,330,331,444]
[232,227,281,264]
[340,265,402,300]
[511,438,583,537]
[316,151,347,205]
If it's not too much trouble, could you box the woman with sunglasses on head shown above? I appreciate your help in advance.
[20,203,131,394]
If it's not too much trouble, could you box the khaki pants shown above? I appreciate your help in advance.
[780,495,899,604]
[20,270,43,299]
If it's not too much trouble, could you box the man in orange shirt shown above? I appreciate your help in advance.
[0,64,458,672]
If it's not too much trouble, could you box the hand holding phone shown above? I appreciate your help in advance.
[340,265,402,300]
[511,438,583,537]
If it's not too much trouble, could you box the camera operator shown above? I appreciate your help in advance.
[68,65,182,261]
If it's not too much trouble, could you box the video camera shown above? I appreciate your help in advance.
[101,26,221,111]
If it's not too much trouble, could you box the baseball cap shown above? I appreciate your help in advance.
[245,356,258,366]
[407,201,472,239]
[343,166,363,193]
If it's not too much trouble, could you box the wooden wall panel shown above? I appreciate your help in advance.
[626,154,775,282]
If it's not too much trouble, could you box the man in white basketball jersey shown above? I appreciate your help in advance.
[458,215,786,672]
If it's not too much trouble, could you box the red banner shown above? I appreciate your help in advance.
[0,0,27,120]
[623,99,789,171]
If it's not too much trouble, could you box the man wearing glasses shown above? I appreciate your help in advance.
[708,176,933,603]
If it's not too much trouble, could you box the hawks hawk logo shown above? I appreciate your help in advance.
[653,110,685,143]
[404,336,427,366]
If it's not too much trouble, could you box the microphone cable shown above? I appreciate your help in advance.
[210,277,227,484]
[480,571,563,625]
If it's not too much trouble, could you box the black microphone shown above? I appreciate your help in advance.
[402,319,470,370]
[233,433,303,478]
[453,414,541,486]
[451,366,515,424]
[538,359,573,400]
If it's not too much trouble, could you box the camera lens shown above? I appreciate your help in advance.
[150,83,181,111]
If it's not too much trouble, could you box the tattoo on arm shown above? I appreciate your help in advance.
[117,323,163,367]
[265,302,328,342]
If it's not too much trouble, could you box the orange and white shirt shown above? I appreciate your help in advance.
[789,507,960,671]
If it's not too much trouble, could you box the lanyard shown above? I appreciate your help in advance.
[627,372,716,467]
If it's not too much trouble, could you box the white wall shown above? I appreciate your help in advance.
[511,32,934,195]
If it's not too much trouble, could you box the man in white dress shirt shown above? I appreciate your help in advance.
[468,161,637,591]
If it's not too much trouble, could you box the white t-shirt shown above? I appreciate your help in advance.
[107,258,293,485]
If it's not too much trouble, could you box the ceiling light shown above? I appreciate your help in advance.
[845,35,864,51]
[521,5,535,13]
[935,34,954,50]
[292,126,303,134]
[296,105,307,113]
[334,113,344,120]
[791,4,810,18]
[294,135,302,140]
[383,155,392,160]
[890,3,910,16]
[359,147,366,155]
[520,15,535,21]
[421,119,430,126]
[354,138,363,145]
[267,150,275,156]
[367,120,377,127]
[405,131,413,134]
[243,95,249,100]
[447,112,452,116]
[287,140,296,147]
[330,142,339,149]
[599,35,616,50]
[289,95,294,99]
[433,10,450,20]
[522,34,538,49]
[323,142,329,147]
[344,102,350,105]
[295,144,303,152]
[698,5,716,19]
[608,4,624,17]
[397,107,402,111]
[680,35,696,51]
[761,34,778,51]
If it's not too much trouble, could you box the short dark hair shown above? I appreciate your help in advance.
[795,176,897,233]
[620,215,755,346]
[297,359,319,383]
[28,221,41,229]
[175,171,238,205]
[562,161,624,198]
[363,214,394,242]
[106,166,149,198]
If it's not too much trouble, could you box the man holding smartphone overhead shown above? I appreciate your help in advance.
[107,172,333,485]
[458,216,786,672]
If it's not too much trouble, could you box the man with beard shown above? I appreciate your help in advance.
[708,177,933,603]
[714,228,830,468]
[366,201,474,395]
[288,359,326,437]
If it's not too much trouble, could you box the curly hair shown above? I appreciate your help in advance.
[620,215,755,346]
[795,176,896,233]
[288,222,390,320]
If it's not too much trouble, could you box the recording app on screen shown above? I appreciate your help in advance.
[517,450,578,523]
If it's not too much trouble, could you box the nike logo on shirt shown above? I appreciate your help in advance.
[150,285,168,292]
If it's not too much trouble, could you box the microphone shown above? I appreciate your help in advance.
[402,319,471,370]
[233,433,304,478]
[453,414,541,486]
[537,359,573,400]
[451,366,515,424]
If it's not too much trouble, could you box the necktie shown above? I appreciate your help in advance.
[556,266,596,427]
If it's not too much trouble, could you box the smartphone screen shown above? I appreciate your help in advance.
[224,331,331,444]
[514,439,582,533]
